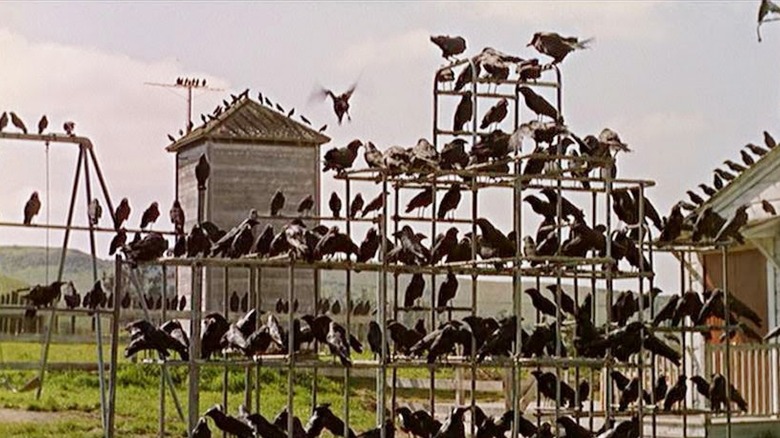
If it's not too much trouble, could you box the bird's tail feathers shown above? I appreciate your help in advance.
[577,37,595,49]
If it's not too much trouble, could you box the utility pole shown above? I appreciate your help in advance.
[145,77,223,133]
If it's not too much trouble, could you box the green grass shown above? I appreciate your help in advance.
[0,343,381,437]
[0,342,508,437]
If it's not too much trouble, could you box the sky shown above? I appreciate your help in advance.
[0,1,778,290]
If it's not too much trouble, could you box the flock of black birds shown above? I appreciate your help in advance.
[7,31,774,437]
[189,400,641,438]
[0,111,76,137]
[655,130,780,247]
[1,113,78,226]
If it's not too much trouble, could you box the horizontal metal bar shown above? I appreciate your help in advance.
[0,221,177,236]
[391,215,474,225]
[0,333,112,344]
[434,91,518,100]
[0,305,116,317]
[139,256,652,279]
[138,356,646,370]
[395,306,475,312]
[0,361,110,371]
[0,131,93,148]
[255,214,378,224]
[651,325,742,334]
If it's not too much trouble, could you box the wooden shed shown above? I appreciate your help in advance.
[166,97,330,312]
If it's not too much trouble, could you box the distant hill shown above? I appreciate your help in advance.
[0,246,112,293]
[0,274,28,294]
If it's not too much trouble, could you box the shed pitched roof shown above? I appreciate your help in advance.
[166,97,330,152]
[698,143,780,218]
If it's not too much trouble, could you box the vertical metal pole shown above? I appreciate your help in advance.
[637,185,647,435]
[469,178,478,438]
[680,251,688,438]
[604,154,615,423]
[222,266,230,432]
[511,77,523,438]
[589,190,597,432]
[86,147,117,225]
[378,175,389,438]
[430,178,438,414]
[160,265,167,438]
[189,185,206,435]
[287,263,295,438]
[37,147,84,400]
[108,256,122,438]
[722,246,732,438]
[312,265,319,411]
[246,267,256,411]
[256,268,262,413]
[82,149,109,435]
[344,177,352,438]
[391,184,400,414]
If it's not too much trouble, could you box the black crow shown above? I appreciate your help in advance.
[453,92,473,132]
[404,273,425,307]
[432,227,458,264]
[350,193,365,219]
[9,112,27,133]
[437,183,461,219]
[123,232,168,264]
[139,202,160,229]
[319,85,357,125]
[357,228,381,263]
[406,188,433,215]
[430,35,467,60]
[480,98,508,129]
[765,130,777,149]
[201,312,230,359]
[663,375,686,411]
[363,141,384,169]
[324,139,362,173]
[329,192,342,218]
[362,192,385,218]
[298,195,315,216]
[440,139,469,170]
[37,115,48,134]
[524,288,556,317]
[556,417,591,438]
[436,272,458,310]
[367,321,384,356]
[204,404,254,438]
[23,191,41,225]
[306,403,357,438]
[518,87,559,122]
[195,154,210,190]
[191,417,212,438]
[528,32,591,64]
[433,407,467,438]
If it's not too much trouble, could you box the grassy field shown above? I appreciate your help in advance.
[0,343,508,437]
[0,343,381,437]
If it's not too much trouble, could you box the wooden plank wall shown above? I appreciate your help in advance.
[702,248,768,336]
[206,142,319,312]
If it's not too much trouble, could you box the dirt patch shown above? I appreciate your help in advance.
[0,408,68,423]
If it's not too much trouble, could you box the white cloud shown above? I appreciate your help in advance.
[339,28,432,73]
[453,2,667,41]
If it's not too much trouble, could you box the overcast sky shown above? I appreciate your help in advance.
[0,2,778,289]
